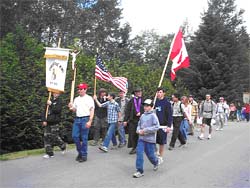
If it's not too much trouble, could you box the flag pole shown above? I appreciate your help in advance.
[94,48,99,95]
[153,29,179,105]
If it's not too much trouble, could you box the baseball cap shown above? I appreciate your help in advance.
[77,83,88,90]
[143,99,153,106]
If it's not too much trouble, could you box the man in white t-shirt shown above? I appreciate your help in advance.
[68,83,95,162]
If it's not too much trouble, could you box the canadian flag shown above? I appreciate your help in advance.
[170,29,190,81]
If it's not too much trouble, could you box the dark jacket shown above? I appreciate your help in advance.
[94,97,107,118]
[124,97,144,123]
[42,96,62,124]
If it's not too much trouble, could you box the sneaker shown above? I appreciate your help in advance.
[90,141,98,146]
[158,156,164,165]
[198,135,204,140]
[219,128,223,131]
[216,128,220,131]
[129,148,136,154]
[153,164,158,171]
[43,154,54,159]
[118,143,126,148]
[207,134,212,139]
[110,145,118,150]
[133,171,144,178]
[168,146,174,150]
[78,156,87,162]
[61,145,67,155]
[99,146,108,152]
[75,154,81,161]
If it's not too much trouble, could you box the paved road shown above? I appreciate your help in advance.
[1,122,249,188]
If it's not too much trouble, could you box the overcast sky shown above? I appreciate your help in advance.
[120,0,249,36]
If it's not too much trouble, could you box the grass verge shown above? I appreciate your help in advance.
[0,144,76,161]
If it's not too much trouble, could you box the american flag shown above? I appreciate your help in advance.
[95,54,128,92]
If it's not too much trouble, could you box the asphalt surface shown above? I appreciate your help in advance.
[1,121,249,188]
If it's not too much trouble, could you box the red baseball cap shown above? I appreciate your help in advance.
[77,83,88,90]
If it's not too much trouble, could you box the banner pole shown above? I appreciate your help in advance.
[45,91,52,119]
[70,67,77,104]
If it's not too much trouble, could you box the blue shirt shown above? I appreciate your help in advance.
[101,101,121,123]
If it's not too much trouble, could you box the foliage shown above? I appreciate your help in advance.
[180,0,250,102]
[0,26,46,153]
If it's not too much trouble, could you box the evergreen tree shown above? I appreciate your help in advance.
[182,0,250,102]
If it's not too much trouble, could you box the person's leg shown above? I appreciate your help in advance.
[169,118,180,148]
[135,139,144,173]
[118,122,126,145]
[72,119,81,155]
[51,124,66,151]
[80,117,90,159]
[102,123,116,148]
[44,125,54,156]
[128,121,138,154]
[145,142,158,167]
[93,116,101,145]
[100,117,108,143]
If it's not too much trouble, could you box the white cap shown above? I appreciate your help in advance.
[143,99,153,106]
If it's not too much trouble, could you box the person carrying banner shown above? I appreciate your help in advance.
[42,92,66,159]
[91,88,108,146]
[68,83,95,162]
[93,93,121,153]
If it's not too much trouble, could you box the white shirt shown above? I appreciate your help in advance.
[73,94,95,117]
[184,104,192,121]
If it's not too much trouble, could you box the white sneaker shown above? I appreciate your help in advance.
[158,156,164,165]
[207,134,212,139]
[61,149,66,155]
[133,171,144,178]
[99,146,108,152]
[153,165,158,171]
[198,135,204,140]
[43,154,54,159]
[219,128,223,131]
[216,128,220,131]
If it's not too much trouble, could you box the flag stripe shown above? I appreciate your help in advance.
[95,54,127,92]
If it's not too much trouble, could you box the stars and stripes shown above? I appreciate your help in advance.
[95,54,128,92]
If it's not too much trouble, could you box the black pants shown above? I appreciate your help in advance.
[169,116,186,147]
[127,120,139,149]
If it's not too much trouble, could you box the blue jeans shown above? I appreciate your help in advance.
[136,139,158,173]
[180,119,189,141]
[118,122,126,144]
[103,123,117,148]
[72,117,89,157]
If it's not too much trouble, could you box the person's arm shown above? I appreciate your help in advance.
[86,107,94,128]
[143,115,160,134]
[124,99,132,126]
[93,95,102,107]
[167,102,173,127]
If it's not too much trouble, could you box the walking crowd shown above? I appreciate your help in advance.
[41,83,250,178]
